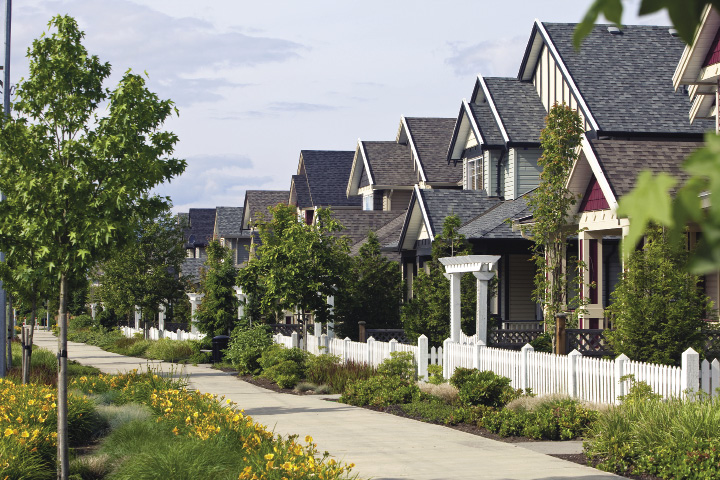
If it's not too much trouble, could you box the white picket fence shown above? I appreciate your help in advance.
[120,326,206,341]
[274,331,720,405]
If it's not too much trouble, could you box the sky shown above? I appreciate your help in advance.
[7,1,670,213]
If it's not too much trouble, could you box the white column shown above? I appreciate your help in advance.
[90,303,97,321]
[233,286,246,323]
[134,306,141,330]
[158,304,166,331]
[473,272,495,344]
[186,293,204,334]
[444,272,462,343]
[681,348,700,398]
[417,335,429,382]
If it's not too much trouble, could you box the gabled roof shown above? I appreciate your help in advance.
[184,208,216,248]
[347,140,416,195]
[241,190,289,229]
[402,117,461,184]
[180,258,205,284]
[399,187,502,250]
[585,138,702,200]
[328,210,406,246]
[290,174,312,209]
[458,193,532,240]
[350,211,407,256]
[482,77,546,144]
[300,150,360,208]
[519,21,713,135]
[214,207,246,238]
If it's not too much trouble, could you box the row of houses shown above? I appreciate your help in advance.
[179,12,720,330]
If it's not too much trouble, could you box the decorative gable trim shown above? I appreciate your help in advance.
[398,185,435,251]
[401,115,428,183]
[579,175,610,212]
[346,139,375,197]
[577,137,618,210]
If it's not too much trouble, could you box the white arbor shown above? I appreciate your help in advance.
[439,255,500,344]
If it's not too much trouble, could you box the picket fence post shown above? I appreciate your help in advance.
[291,332,299,349]
[442,338,452,379]
[521,343,533,392]
[314,322,322,337]
[367,336,375,366]
[389,339,398,354]
[681,348,700,398]
[344,337,352,363]
[614,353,628,404]
[417,335,428,381]
[320,334,328,353]
[568,350,581,398]
[712,359,720,398]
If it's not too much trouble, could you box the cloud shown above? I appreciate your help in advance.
[268,102,342,113]
[16,1,304,106]
[153,153,273,209]
[445,36,527,77]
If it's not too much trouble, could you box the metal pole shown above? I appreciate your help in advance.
[0,0,9,378]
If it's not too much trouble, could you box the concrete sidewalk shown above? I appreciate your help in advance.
[33,330,625,480]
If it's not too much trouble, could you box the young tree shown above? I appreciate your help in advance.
[335,232,403,340]
[527,104,585,326]
[0,16,184,478]
[401,215,479,346]
[98,210,188,329]
[606,226,711,365]
[195,240,238,338]
[237,204,350,332]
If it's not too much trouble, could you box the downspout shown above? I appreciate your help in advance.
[496,148,506,198]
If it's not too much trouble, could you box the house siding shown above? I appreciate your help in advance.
[514,148,542,195]
[504,150,515,200]
[508,254,537,320]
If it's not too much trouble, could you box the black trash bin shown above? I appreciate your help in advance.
[211,335,230,364]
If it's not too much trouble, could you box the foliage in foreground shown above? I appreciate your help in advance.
[304,354,375,394]
[584,389,720,479]
[225,325,274,375]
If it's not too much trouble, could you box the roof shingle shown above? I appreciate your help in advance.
[301,150,360,207]
[404,118,461,183]
[363,141,416,186]
[244,190,289,227]
[484,77,546,144]
[419,189,503,237]
[215,207,245,238]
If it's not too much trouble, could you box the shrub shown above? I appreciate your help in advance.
[377,351,416,380]
[95,309,119,331]
[417,382,459,404]
[225,325,272,375]
[258,345,308,388]
[449,368,519,407]
[69,314,94,330]
[530,332,553,353]
[400,394,487,425]
[145,338,196,362]
[426,364,445,384]
[305,354,375,394]
[340,375,419,407]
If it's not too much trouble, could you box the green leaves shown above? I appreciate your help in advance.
[574,0,622,49]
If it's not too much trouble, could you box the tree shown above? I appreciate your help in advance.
[401,215,479,346]
[334,232,403,340]
[98,210,188,329]
[195,240,238,338]
[527,104,586,326]
[606,226,711,365]
[0,16,184,478]
[237,204,349,331]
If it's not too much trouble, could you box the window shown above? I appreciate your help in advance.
[467,157,483,191]
[363,192,374,211]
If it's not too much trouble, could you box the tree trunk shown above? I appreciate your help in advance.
[7,297,12,370]
[57,273,69,480]
[23,293,37,384]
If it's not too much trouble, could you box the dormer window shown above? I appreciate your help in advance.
[363,192,374,211]
[467,157,483,191]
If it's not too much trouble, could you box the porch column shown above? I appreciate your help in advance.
[158,304,166,331]
[134,306,141,330]
[90,303,97,322]
[444,272,462,343]
[233,286,246,324]
[473,272,495,344]
[187,293,204,334]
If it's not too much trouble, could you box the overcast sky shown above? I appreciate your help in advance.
[9,1,670,212]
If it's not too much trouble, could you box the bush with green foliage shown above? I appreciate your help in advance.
[69,314,94,330]
[225,325,273,375]
[258,344,309,388]
[145,338,198,363]
[530,332,553,353]
[340,375,419,407]
[449,368,519,408]
[305,354,375,394]
[400,393,487,426]
[377,351,416,381]
[426,364,445,385]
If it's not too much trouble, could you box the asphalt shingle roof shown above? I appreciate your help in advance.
[302,150,360,207]
[363,141,416,186]
[419,189,503,237]
[329,210,406,246]
[459,193,532,240]
[291,175,312,209]
[244,190,289,226]
[181,258,205,284]
[468,102,505,147]
[350,211,407,256]
[215,207,245,238]
[589,138,702,198]
[484,77,546,144]
[184,208,216,248]
[542,23,714,135]
[404,118,461,183]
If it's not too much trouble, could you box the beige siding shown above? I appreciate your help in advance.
[508,254,537,321]
[462,159,468,189]
[515,148,542,195]
[504,149,515,200]
[465,130,478,149]
[390,190,412,211]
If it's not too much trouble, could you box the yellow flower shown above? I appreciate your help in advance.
[4,428,13,437]
[20,431,29,438]
[305,435,313,443]
[264,453,274,460]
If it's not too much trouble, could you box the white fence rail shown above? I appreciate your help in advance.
[274,330,720,405]
[120,326,206,342]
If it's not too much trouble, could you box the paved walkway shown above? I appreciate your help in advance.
[33,330,626,480]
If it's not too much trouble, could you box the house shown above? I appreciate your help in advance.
[240,190,290,231]
[214,206,252,267]
[180,207,216,285]
[517,21,712,328]
[289,150,360,225]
